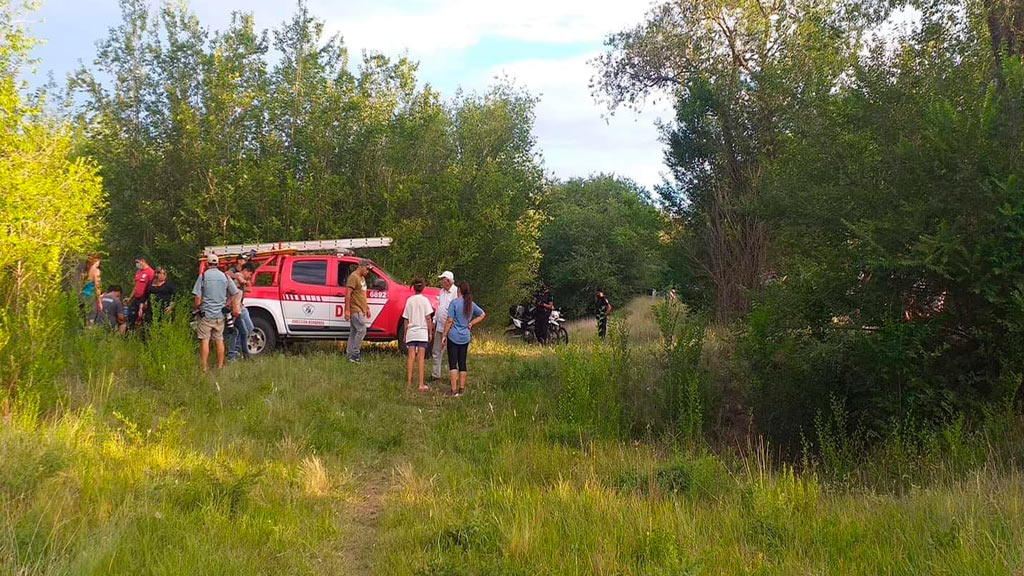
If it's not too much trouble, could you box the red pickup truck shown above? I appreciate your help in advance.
[201,238,440,356]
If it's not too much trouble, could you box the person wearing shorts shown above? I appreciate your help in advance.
[441,281,486,397]
[191,253,239,372]
[402,277,434,391]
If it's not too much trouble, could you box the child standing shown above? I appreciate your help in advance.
[402,278,434,391]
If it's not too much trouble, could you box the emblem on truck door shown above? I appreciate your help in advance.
[302,303,315,316]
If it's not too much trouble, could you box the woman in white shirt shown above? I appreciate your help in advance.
[402,278,434,391]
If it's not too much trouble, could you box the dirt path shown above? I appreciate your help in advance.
[337,460,395,575]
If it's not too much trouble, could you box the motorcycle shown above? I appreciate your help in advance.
[505,305,569,345]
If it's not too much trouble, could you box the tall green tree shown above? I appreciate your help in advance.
[69,0,542,313]
[597,0,886,321]
[538,175,664,317]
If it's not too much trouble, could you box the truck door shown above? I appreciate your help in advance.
[281,257,343,333]
[335,260,389,331]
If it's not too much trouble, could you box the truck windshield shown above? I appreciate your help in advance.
[372,263,402,284]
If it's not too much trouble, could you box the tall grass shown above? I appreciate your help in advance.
[1,296,1022,574]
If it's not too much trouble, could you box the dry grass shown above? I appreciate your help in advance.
[565,296,663,345]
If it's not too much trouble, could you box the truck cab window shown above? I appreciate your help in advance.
[337,262,354,285]
[291,260,327,285]
[337,262,386,291]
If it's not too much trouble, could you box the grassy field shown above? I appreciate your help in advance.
[2,301,1023,575]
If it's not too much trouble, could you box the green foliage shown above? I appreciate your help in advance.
[0,0,104,397]
[601,0,1024,448]
[654,299,708,445]
[538,175,664,317]
[69,0,542,314]
[743,7,1024,443]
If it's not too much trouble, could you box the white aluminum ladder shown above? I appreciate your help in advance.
[203,237,392,257]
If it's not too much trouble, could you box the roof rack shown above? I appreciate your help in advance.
[203,237,392,258]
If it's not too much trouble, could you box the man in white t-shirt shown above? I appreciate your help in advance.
[432,271,458,379]
[403,277,434,391]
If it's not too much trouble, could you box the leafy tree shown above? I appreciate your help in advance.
[1,0,104,396]
[69,0,542,314]
[744,1,1024,442]
[538,175,664,317]
[596,0,886,321]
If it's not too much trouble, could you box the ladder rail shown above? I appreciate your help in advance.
[203,237,392,257]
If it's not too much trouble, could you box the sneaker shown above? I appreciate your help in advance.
[348,357,361,364]
[453,390,463,398]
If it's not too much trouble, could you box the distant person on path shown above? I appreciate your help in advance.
[594,289,612,339]
[432,271,457,379]
[80,254,102,325]
[442,281,486,397]
[128,255,154,328]
[226,262,255,361]
[402,277,434,391]
[95,284,127,334]
[144,266,175,322]
[532,284,553,344]
[191,254,239,372]
[344,259,371,363]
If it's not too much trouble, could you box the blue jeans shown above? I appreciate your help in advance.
[227,308,253,360]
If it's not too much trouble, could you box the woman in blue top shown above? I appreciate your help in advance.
[80,254,102,325]
[441,281,486,397]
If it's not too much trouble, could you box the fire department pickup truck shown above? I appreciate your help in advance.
[201,238,440,356]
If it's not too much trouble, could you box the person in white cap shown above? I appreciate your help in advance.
[191,253,239,372]
[432,270,458,379]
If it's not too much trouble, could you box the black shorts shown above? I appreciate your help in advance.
[446,340,469,372]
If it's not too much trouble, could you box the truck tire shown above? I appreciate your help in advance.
[249,313,277,356]
[396,319,408,355]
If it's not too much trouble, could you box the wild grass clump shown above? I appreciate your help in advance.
[555,298,712,446]
[806,394,1024,493]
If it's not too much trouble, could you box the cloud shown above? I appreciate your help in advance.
[322,0,655,57]
[483,53,673,189]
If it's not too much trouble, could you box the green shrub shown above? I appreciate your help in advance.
[134,302,199,390]
[0,5,104,402]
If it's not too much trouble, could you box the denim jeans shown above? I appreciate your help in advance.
[227,307,253,360]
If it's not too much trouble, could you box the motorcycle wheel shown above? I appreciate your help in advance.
[553,326,569,346]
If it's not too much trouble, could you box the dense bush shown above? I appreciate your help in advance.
[0,4,104,401]
[743,10,1024,444]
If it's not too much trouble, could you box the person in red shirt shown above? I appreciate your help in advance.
[128,255,154,327]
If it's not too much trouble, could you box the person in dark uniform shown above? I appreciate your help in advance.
[144,267,175,323]
[532,284,554,344]
[594,289,612,339]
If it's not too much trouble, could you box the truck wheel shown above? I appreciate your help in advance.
[249,314,277,356]
[396,319,408,355]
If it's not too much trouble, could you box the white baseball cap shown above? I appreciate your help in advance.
[438,271,454,282]
[206,253,219,264]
